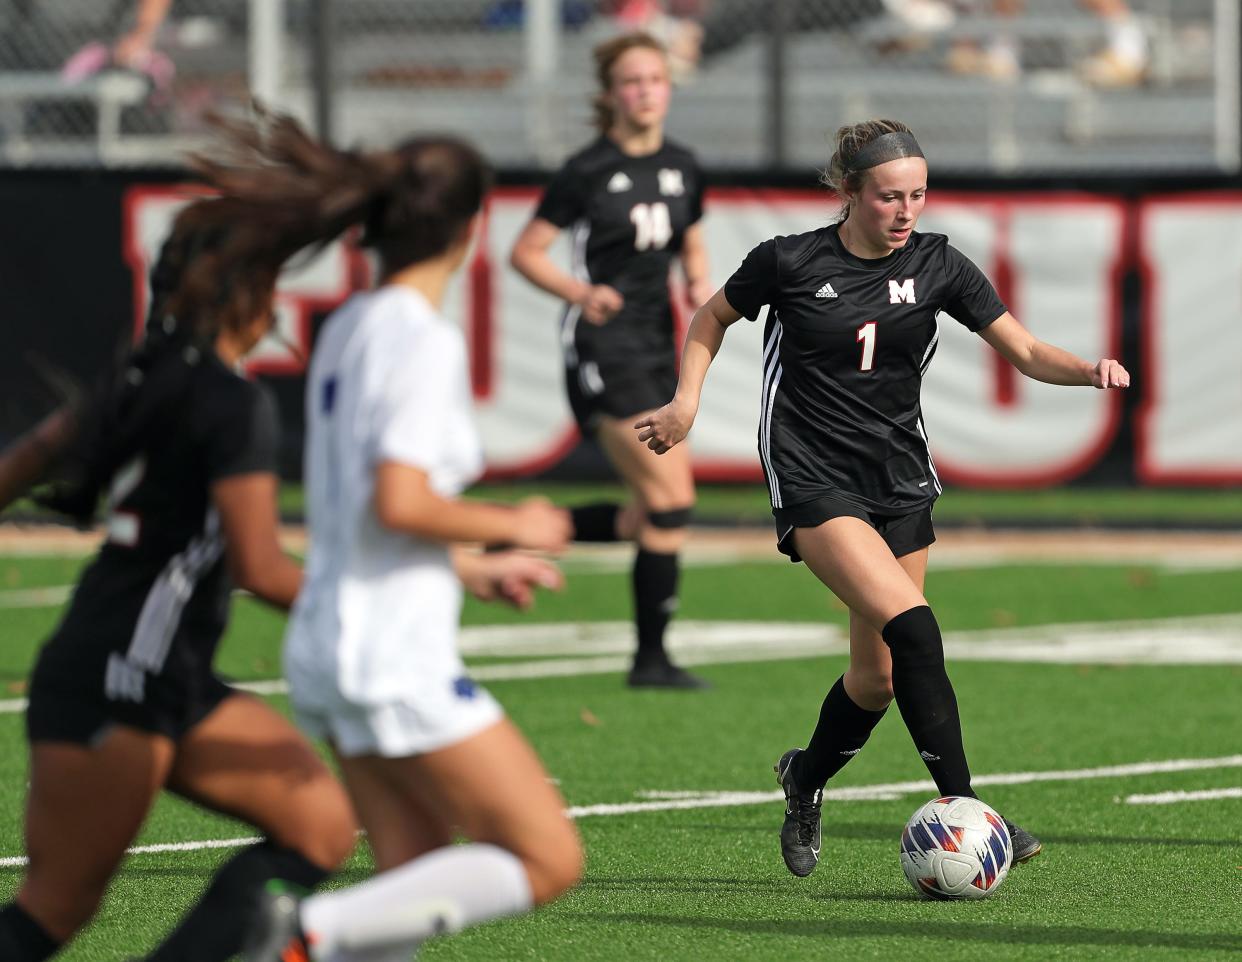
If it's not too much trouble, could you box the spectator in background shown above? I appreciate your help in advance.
[61,0,175,101]
[946,0,1149,86]
[607,0,708,80]
[945,0,1022,82]
[1077,0,1149,87]
[112,0,172,69]
[483,0,593,30]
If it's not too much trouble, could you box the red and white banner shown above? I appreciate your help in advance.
[1136,195,1242,484]
[121,186,1242,486]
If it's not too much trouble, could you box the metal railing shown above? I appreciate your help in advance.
[0,0,1236,172]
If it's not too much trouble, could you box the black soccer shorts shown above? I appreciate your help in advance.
[26,653,235,746]
[774,495,936,562]
[564,358,678,436]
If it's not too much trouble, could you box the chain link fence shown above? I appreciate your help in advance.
[0,0,1235,172]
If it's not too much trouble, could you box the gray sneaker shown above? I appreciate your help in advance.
[774,748,822,877]
[1002,816,1043,864]
[243,883,310,962]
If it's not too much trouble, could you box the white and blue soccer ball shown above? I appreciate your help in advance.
[900,795,1012,900]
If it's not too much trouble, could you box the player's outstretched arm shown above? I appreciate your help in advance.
[636,288,742,454]
[374,462,571,553]
[452,548,565,610]
[510,216,623,325]
[979,312,1131,389]
[0,406,78,513]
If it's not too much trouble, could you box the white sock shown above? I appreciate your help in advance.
[303,844,533,960]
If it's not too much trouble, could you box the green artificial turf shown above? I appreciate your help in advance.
[0,552,1238,960]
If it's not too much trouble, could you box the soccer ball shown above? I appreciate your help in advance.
[900,795,1012,900]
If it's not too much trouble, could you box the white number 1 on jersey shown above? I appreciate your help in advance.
[857,321,877,372]
[630,202,672,251]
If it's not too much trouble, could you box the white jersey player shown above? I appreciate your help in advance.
[246,135,583,962]
[287,284,497,753]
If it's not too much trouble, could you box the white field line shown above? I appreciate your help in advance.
[2,615,1242,715]
[1,754,1238,868]
[571,754,1242,817]
[457,615,1242,666]
[7,533,1242,601]
[0,835,264,868]
[1124,787,1242,805]
[0,585,73,608]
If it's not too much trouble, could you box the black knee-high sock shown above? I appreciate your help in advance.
[881,605,974,797]
[632,548,679,667]
[570,502,621,542]
[146,841,329,962]
[0,903,59,962]
[792,675,888,790]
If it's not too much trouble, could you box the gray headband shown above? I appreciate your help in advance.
[845,131,924,172]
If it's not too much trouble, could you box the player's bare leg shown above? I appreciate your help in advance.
[9,730,173,952]
[781,521,1040,871]
[146,694,357,961]
[596,412,706,688]
[247,718,582,962]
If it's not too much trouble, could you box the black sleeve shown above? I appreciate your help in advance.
[534,159,587,228]
[942,244,1007,332]
[205,383,279,481]
[723,238,778,322]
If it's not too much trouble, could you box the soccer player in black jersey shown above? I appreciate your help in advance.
[0,157,366,960]
[638,119,1131,877]
[511,32,712,689]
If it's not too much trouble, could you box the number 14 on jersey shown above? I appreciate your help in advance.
[630,202,672,251]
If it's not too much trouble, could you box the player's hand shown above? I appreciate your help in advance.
[511,497,572,553]
[1090,358,1131,389]
[635,398,696,454]
[462,550,564,610]
[579,285,624,325]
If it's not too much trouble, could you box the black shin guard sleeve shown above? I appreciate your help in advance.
[794,675,888,789]
[632,548,680,665]
[0,903,59,962]
[570,502,622,542]
[881,606,974,797]
[146,841,329,962]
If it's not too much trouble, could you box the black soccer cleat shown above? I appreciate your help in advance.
[243,883,312,962]
[1002,816,1043,864]
[626,660,711,689]
[774,748,823,877]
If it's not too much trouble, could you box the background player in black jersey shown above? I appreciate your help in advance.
[638,119,1131,877]
[0,117,573,962]
[0,187,362,962]
[511,32,712,689]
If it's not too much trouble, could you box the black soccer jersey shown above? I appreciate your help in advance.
[535,136,704,375]
[34,350,278,711]
[724,225,1006,514]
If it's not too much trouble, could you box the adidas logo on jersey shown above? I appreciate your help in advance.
[606,172,633,193]
[815,282,838,299]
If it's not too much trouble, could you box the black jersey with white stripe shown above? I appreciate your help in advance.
[724,225,1006,514]
[535,135,704,369]
[36,350,278,702]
